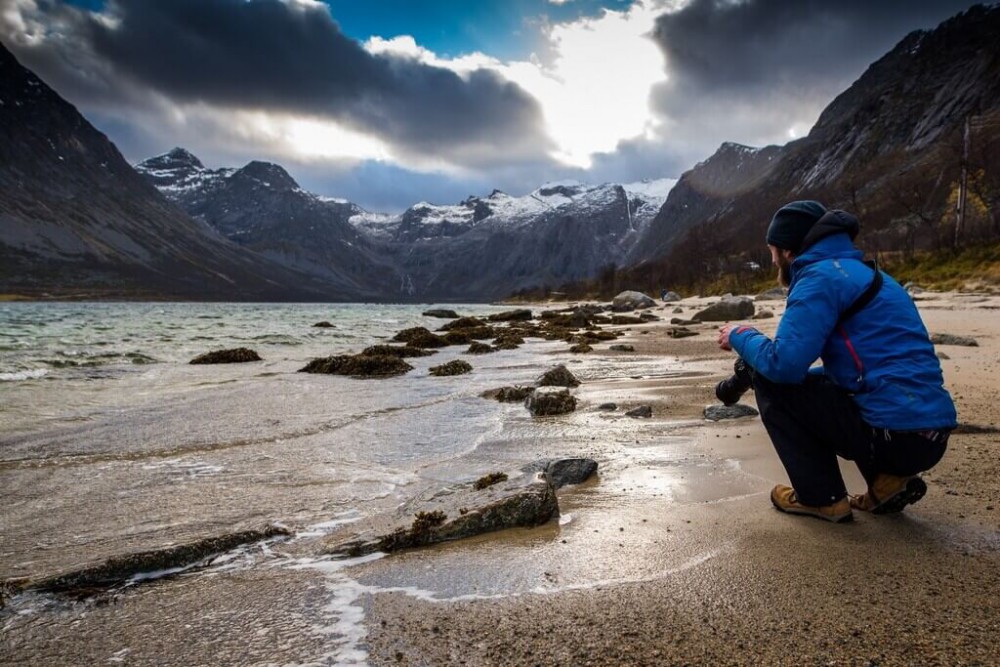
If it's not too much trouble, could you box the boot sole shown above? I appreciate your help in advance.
[872,476,927,515]
[770,496,854,523]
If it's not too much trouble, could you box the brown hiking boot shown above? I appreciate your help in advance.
[770,485,853,523]
[849,474,927,514]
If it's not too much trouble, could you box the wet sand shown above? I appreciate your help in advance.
[361,293,1000,666]
[3,293,999,666]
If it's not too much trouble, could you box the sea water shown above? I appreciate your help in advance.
[0,302,736,665]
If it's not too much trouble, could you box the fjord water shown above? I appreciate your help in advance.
[1,301,728,665]
[1,302,560,572]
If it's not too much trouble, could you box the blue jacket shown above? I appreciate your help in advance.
[730,230,956,431]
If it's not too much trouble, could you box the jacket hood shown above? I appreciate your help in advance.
[798,209,860,254]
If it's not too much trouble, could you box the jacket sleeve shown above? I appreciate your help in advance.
[730,269,840,383]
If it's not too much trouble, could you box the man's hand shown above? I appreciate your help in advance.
[717,324,741,351]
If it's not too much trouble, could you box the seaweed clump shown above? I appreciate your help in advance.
[373,511,448,552]
[429,359,472,376]
[482,385,536,402]
[360,344,434,358]
[299,354,413,378]
[474,472,509,490]
[392,327,448,349]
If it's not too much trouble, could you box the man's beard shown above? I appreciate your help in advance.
[776,256,792,288]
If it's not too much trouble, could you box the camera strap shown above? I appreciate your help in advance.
[836,260,883,385]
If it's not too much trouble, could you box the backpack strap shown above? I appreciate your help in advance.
[837,260,882,325]
[836,260,883,385]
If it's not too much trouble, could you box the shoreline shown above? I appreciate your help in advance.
[359,292,1000,665]
[2,293,998,665]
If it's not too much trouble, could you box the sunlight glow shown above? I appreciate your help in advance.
[363,1,671,170]
[517,0,669,167]
[223,112,392,163]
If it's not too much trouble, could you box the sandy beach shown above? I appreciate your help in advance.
[358,292,1000,666]
[2,293,998,666]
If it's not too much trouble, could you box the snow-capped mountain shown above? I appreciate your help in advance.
[138,148,677,300]
[351,178,675,244]
[135,150,400,298]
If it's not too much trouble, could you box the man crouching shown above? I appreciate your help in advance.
[717,200,956,523]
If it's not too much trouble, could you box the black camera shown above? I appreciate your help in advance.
[715,358,753,406]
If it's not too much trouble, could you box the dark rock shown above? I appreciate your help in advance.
[492,332,525,349]
[525,387,577,416]
[189,347,262,364]
[936,351,950,360]
[704,403,760,421]
[753,310,775,319]
[609,344,634,352]
[598,402,618,411]
[522,458,599,489]
[423,309,460,319]
[326,473,557,557]
[542,310,591,329]
[661,291,682,303]
[537,364,581,387]
[487,309,533,322]
[576,330,619,342]
[361,344,434,358]
[612,290,656,311]
[429,359,473,376]
[312,321,335,328]
[930,333,978,347]
[639,312,659,322]
[466,342,494,354]
[31,526,289,596]
[569,343,593,353]
[611,315,645,325]
[625,405,653,418]
[670,317,701,326]
[755,287,788,301]
[439,316,486,331]
[668,327,699,338]
[482,386,536,402]
[672,307,684,313]
[393,327,448,348]
[445,326,495,341]
[693,296,755,322]
[300,354,414,378]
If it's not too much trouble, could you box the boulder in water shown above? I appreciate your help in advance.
[300,354,413,378]
[525,387,577,416]
[189,348,262,364]
[537,364,580,387]
[429,359,473,376]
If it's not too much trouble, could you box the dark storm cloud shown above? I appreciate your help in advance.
[3,0,550,160]
[651,0,979,97]
[84,0,548,156]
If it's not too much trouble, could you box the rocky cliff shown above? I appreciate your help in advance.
[0,42,338,301]
[633,4,1000,280]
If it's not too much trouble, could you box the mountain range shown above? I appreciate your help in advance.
[134,148,674,301]
[2,4,998,301]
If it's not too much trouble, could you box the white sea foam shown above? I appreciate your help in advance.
[0,368,48,381]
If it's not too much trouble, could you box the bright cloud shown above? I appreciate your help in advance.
[364,1,670,170]
[511,1,668,168]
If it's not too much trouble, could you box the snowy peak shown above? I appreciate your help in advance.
[233,161,299,191]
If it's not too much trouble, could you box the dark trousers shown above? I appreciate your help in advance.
[752,373,948,507]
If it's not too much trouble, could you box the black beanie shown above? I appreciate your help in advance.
[766,200,827,253]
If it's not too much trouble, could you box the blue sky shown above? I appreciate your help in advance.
[1,0,983,212]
